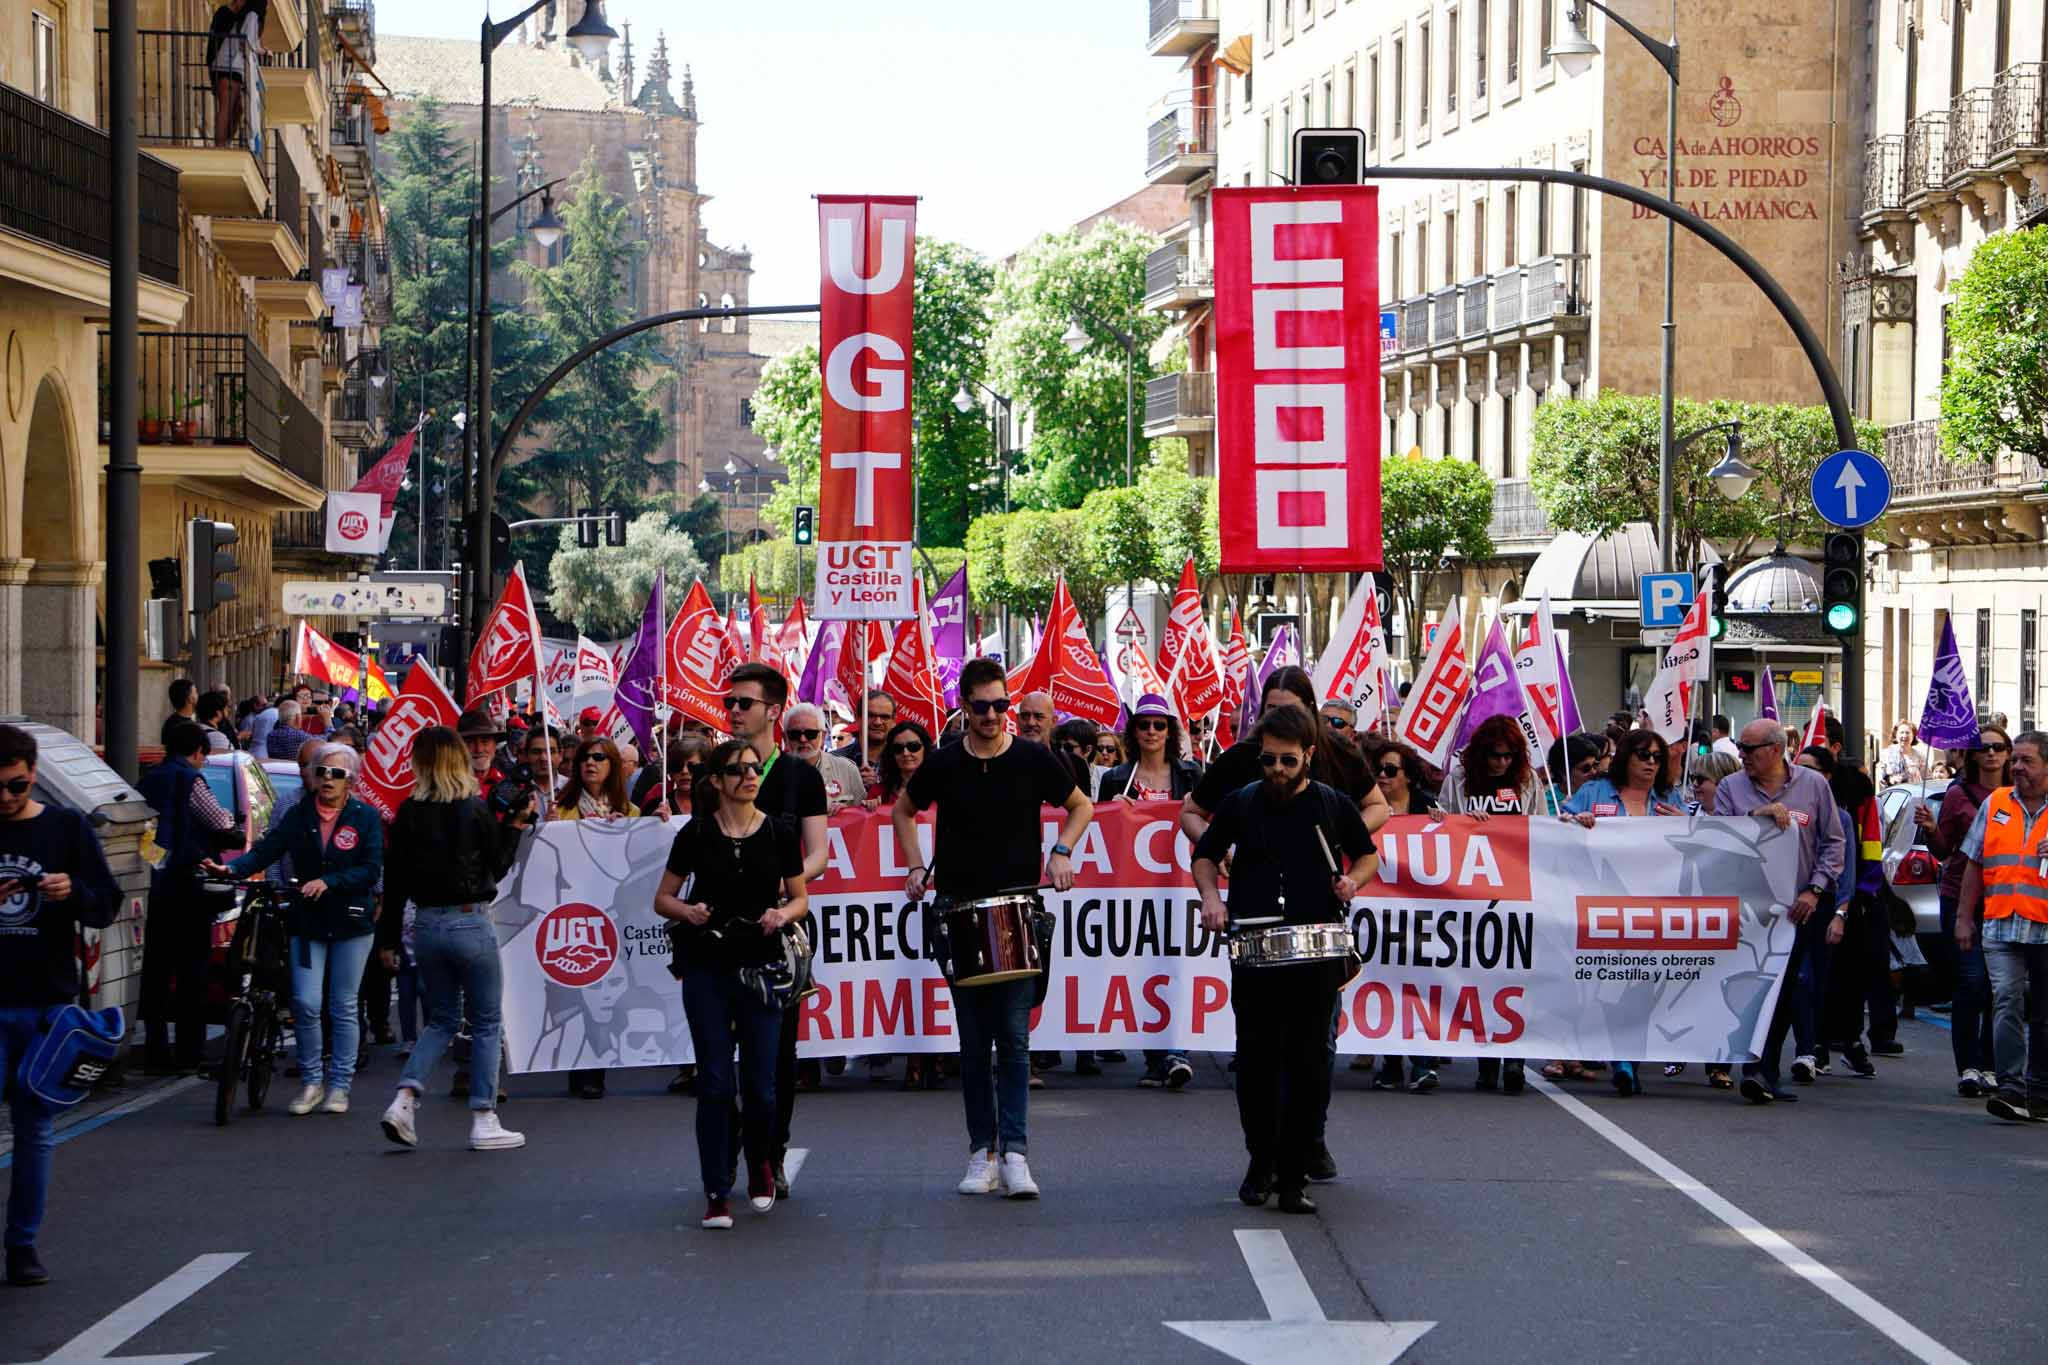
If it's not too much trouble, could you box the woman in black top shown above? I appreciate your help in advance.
[654,739,809,1230]
[876,721,932,807]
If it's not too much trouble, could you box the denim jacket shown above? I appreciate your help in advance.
[226,795,384,940]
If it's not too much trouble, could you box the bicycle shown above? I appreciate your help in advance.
[202,878,296,1126]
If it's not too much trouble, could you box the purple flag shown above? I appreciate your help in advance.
[1453,618,1527,751]
[1919,616,1981,748]
[932,564,968,708]
[1242,625,1298,731]
[798,619,845,707]
[1554,631,1582,735]
[1757,662,1780,722]
[613,568,665,759]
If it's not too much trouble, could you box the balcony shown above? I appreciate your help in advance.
[1458,276,1491,346]
[215,141,308,285]
[258,1,325,126]
[99,331,323,510]
[95,28,271,219]
[1142,240,1211,311]
[1389,255,1589,369]
[334,347,388,448]
[1400,297,1431,354]
[1488,479,1554,550]
[1990,62,2048,182]
[1861,133,1907,225]
[1145,93,1215,185]
[1522,253,1588,322]
[1142,370,1214,439]
[1885,419,2039,504]
[335,232,393,323]
[331,85,377,197]
[1946,87,1995,185]
[330,0,375,53]
[0,82,185,322]
[1428,286,1458,351]
[1490,266,1525,330]
[1147,0,1219,57]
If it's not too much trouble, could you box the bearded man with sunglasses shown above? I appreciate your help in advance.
[1194,704,1376,1215]
[895,657,1093,1200]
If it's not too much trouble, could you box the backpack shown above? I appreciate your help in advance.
[17,1006,125,1111]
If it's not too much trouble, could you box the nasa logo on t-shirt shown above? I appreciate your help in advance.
[826,780,843,801]
[0,854,41,929]
[333,825,360,851]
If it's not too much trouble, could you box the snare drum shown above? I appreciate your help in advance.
[1227,920,1363,986]
[940,892,1045,987]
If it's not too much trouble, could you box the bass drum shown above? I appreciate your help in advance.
[939,891,1046,987]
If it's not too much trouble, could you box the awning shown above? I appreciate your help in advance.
[331,27,391,95]
[1504,522,1663,619]
[1215,34,1253,76]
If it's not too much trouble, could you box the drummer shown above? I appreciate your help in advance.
[1193,704,1377,1215]
[893,657,1093,1202]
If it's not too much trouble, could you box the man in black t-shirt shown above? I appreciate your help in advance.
[895,658,1092,1201]
[723,662,828,1197]
[1193,704,1376,1216]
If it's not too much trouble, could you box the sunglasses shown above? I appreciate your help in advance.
[721,762,765,778]
[581,754,611,765]
[786,728,822,743]
[722,696,761,713]
[1736,740,1778,753]
[1983,743,2011,754]
[686,763,708,779]
[968,698,1012,715]
[1093,745,1120,758]
[310,765,352,781]
[1259,752,1304,770]
[1486,749,1515,762]
[1688,773,1715,785]
[0,777,31,796]
[1377,763,1403,779]
[889,741,925,755]
[1324,714,1352,730]
[1134,718,1169,732]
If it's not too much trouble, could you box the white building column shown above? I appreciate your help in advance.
[0,559,32,717]
[21,559,101,740]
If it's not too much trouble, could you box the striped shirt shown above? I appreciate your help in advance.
[1961,791,2048,946]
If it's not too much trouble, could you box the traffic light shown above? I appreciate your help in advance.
[576,506,599,549]
[1708,565,1730,641]
[1821,531,1863,637]
[186,518,239,614]
[1293,127,1366,185]
[604,509,626,547]
[793,505,815,546]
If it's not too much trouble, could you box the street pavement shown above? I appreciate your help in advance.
[0,1012,2031,1364]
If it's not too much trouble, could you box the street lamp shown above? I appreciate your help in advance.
[527,188,566,250]
[562,0,619,63]
[1551,2,1681,571]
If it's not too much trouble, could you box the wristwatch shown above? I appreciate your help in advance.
[1051,842,1073,858]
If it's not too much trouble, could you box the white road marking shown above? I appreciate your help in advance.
[1530,1076,1967,1365]
[1163,1230,1434,1365]
[9,1252,247,1365]
[783,1147,808,1188]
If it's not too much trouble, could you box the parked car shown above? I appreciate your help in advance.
[1878,779,1952,1002]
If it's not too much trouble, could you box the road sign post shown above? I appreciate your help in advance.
[1809,449,1888,764]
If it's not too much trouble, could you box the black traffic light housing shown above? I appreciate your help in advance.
[147,556,181,601]
[1821,531,1863,637]
[1708,564,1731,641]
[576,506,600,549]
[187,518,239,615]
[793,505,815,546]
[604,510,626,548]
[1293,128,1367,185]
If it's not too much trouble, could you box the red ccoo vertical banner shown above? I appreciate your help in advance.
[815,195,918,621]
[1212,186,1383,574]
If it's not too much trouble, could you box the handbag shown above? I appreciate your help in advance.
[737,918,817,1010]
[17,1005,125,1111]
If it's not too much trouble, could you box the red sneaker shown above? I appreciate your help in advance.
[748,1161,775,1213]
[701,1196,733,1230]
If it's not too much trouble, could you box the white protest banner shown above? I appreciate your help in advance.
[324,491,381,555]
[491,804,1801,1070]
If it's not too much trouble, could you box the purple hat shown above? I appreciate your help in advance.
[1134,693,1172,718]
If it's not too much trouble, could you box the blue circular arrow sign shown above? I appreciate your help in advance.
[1810,449,1891,530]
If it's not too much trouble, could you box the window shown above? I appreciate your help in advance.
[1281,102,1293,172]
[1302,0,1314,29]
[31,11,59,105]
[1977,609,1992,713]
[1904,21,1917,126]
[1418,23,1431,129]
[1472,199,1486,276]
[1417,221,1430,288]
[1322,75,1335,124]
[1506,0,1521,83]
[1950,1,1966,100]
[1393,39,1406,138]
[1504,186,1519,265]
[1262,114,1274,180]
[1265,0,1276,44]
[1536,180,1552,256]
[2025,609,2039,730]
[1368,52,1382,147]
[1447,9,1460,113]
[740,398,755,429]
[1301,91,1312,137]
[1344,64,1356,127]
[1390,233,1404,300]
[1442,210,1456,282]
[1222,72,1232,123]
[1245,63,1254,107]
[1539,0,1554,67]
[1475,0,1489,100]
[1282,0,1293,38]
[1570,161,1588,254]
[1501,390,1515,477]
[1996,0,2011,71]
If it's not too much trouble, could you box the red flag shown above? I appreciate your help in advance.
[663,579,736,730]
[293,621,394,701]
[466,563,543,706]
[721,606,747,678]
[748,576,767,662]
[1642,589,1713,744]
[1159,558,1224,723]
[351,428,416,522]
[772,597,812,688]
[1395,603,1473,769]
[354,661,461,821]
[837,620,887,716]
[883,581,946,736]
[1216,608,1250,749]
[1044,580,1123,728]
[1802,701,1828,753]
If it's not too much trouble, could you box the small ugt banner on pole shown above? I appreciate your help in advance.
[814,195,918,621]
[1212,187,1383,573]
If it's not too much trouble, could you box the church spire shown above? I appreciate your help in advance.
[681,63,696,118]
[634,31,684,117]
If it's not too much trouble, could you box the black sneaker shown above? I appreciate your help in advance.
[1371,1064,1403,1092]
[5,1245,48,1287]
[1502,1059,1526,1095]
[1739,1075,1776,1105]
[1305,1142,1338,1182]
[1075,1054,1103,1077]
[1276,1188,1317,1215]
[1870,1040,1905,1057]
[1988,1091,2034,1123]
[1165,1056,1194,1090]
[1137,1065,1166,1089]
[1840,1044,1876,1078]
[1408,1067,1439,1094]
[1238,1159,1274,1207]
[1475,1059,1500,1091]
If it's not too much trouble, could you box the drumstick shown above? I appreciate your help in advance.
[1314,827,1341,877]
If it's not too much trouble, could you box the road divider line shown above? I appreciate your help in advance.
[1530,1075,1967,1365]
[784,1147,809,1188]
[1236,1229,1326,1322]
[31,1251,246,1364]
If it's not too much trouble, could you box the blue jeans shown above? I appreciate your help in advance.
[399,908,504,1111]
[393,956,421,1046]
[0,1008,54,1249]
[290,933,373,1093]
[1940,894,1994,1074]
[680,968,781,1198]
[951,977,1032,1155]
[1983,937,2048,1099]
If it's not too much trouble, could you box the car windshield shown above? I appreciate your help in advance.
[199,764,237,813]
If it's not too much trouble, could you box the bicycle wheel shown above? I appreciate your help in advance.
[214,1002,250,1127]
[247,1006,277,1110]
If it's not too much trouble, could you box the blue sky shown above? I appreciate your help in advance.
[390,2,1165,302]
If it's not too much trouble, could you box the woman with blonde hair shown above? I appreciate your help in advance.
[555,736,638,821]
[376,725,536,1151]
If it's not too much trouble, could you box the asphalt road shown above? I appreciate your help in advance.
[1,1014,2030,1364]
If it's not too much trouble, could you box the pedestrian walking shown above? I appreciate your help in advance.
[1917,728,2008,1096]
[1953,729,2048,1123]
[136,721,238,1072]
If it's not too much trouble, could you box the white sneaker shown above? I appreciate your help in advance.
[380,1090,418,1147]
[287,1084,326,1116]
[999,1152,1039,1200]
[957,1149,998,1195]
[1790,1055,1817,1084]
[468,1110,526,1151]
[321,1089,350,1114]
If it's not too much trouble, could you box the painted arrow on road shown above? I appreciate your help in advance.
[1164,1230,1434,1364]
[7,1253,246,1365]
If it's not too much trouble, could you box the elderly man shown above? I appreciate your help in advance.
[833,689,896,788]
[1955,729,2048,1122]
[1713,718,1848,1104]
[785,702,863,810]
[455,709,507,797]
[265,700,312,760]
[1014,691,1056,747]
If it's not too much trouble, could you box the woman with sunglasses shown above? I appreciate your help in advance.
[208,744,384,1116]
[654,740,809,1229]
[1917,725,2009,1096]
[1092,732,1125,769]
[554,737,639,823]
[1560,729,1685,1096]
[877,721,933,807]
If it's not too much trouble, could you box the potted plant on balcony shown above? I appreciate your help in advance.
[169,390,204,445]
[138,389,164,445]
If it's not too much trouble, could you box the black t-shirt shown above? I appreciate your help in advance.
[1192,778,1374,926]
[664,813,802,969]
[756,750,828,834]
[0,806,122,1006]
[904,736,1077,900]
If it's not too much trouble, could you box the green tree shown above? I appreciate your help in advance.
[1080,485,1153,590]
[1137,457,1220,587]
[964,513,1016,616]
[670,491,729,571]
[751,237,998,549]
[378,98,558,567]
[1380,453,1496,668]
[1942,226,2048,469]
[1001,509,1105,627]
[505,152,669,518]
[546,512,706,637]
[991,221,1169,509]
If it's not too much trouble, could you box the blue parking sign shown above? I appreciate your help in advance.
[1639,572,1695,629]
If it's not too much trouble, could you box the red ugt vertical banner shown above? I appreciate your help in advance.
[815,195,918,621]
[1212,187,1383,574]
